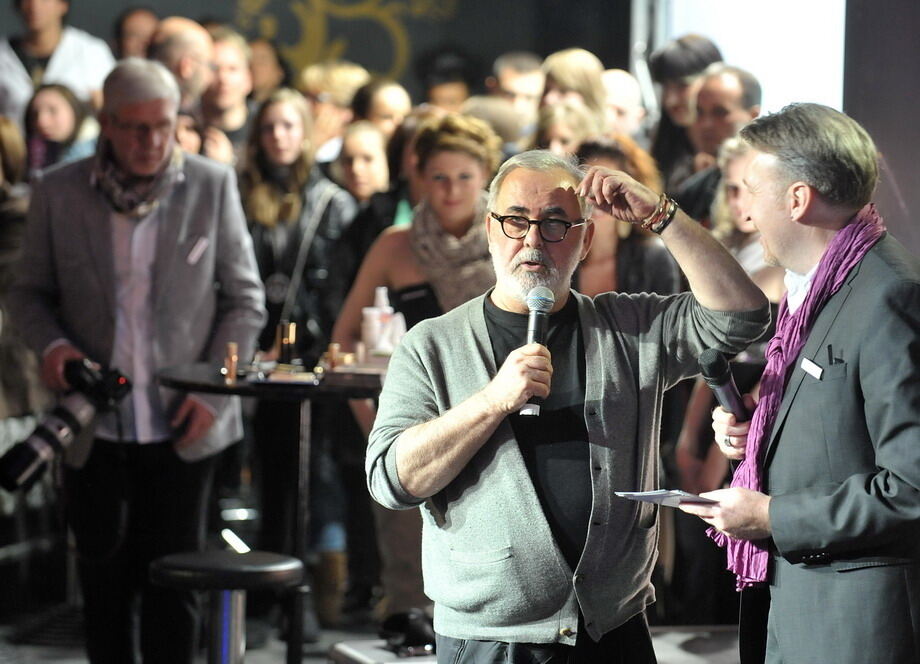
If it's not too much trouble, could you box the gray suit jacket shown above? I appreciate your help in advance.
[8,155,266,464]
[763,234,920,663]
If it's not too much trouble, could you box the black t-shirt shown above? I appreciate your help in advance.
[484,295,591,571]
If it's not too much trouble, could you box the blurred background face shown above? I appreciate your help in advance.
[258,101,305,166]
[542,122,578,157]
[694,74,753,157]
[421,149,487,231]
[183,36,216,104]
[367,85,411,139]
[340,128,389,202]
[103,98,177,177]
[602,70,644,136]
[249,40,285,100]
[541,77,584,108]
[660,78,700,127]
[17,0,67,33]
[723,149,757,233]
[118,9,158,58]
[29,88,76,142]
[495,68,544,125]
[205,41,253,111]
[427,81,469,114]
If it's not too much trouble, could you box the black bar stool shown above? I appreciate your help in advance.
[150,550,303,664]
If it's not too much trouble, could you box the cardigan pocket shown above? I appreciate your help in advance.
[425,544,565,621]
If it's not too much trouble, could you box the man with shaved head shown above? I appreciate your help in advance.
[149,15,214,113]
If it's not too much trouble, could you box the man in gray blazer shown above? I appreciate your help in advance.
[8,58,265,663]
[682,104,920,663]
[368,149,769,662]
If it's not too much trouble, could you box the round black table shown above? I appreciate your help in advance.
[158,362,382,664]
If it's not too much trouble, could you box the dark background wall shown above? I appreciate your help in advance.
[0,0,631,100]
[844,0,920,254]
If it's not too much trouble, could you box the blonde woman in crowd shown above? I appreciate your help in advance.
[534,99,603,157]
[240,87,358,630]
[540,47,608,130]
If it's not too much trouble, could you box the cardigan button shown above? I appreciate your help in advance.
[559,627,575,637]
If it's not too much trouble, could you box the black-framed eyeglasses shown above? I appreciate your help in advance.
[490,212,587,243]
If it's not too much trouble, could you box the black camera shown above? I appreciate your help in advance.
[0,359,131,492]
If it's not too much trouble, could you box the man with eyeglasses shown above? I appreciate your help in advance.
[9,58,264,663]
[367,149,768,662]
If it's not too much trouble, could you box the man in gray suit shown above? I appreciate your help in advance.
[681,103,920,663]
[8,58,265,663]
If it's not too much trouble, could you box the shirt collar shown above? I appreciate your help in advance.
[784,263,819,315]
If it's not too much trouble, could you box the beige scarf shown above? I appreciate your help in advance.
[409,192,495,312]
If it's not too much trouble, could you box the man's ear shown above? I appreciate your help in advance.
[788,181,813,223]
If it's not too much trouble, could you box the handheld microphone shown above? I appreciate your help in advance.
[520,286,554,416]
[698,348,749,423]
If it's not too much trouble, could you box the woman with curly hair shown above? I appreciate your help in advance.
[333,112,502,349]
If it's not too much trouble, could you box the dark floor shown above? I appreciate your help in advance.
[0,606,739,663]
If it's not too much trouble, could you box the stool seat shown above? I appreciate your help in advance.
[150,550,303,591]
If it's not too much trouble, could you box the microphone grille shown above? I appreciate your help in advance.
[698,348,729,380]
[525,286,555,313]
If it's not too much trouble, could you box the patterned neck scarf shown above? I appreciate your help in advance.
[91,137,184,218]
[409,192,495,312]
[710,203,886,589]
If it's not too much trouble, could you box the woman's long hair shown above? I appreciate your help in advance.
[240,87,314,228]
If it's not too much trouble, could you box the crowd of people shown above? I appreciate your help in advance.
[1,3,918,664]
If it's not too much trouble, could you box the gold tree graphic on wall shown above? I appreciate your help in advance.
[236,0,457,78]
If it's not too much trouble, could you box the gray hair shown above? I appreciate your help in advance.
[102,57,180,115]
[740,103,878,210]
[487,149,591,217]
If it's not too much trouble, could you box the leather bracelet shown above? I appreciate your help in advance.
[648,197,678,235]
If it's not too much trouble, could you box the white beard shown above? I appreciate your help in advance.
[492,248,565,304]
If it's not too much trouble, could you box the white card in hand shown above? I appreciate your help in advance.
[615,489,718,508]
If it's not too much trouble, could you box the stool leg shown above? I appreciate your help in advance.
[208,589,247,664]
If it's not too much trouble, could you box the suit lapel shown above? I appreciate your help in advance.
[764,273,858,464]
[152,171,189,312]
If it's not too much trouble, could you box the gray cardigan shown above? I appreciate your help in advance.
[367,289,768,644]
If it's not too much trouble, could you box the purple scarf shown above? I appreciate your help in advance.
[710,204,886,590]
